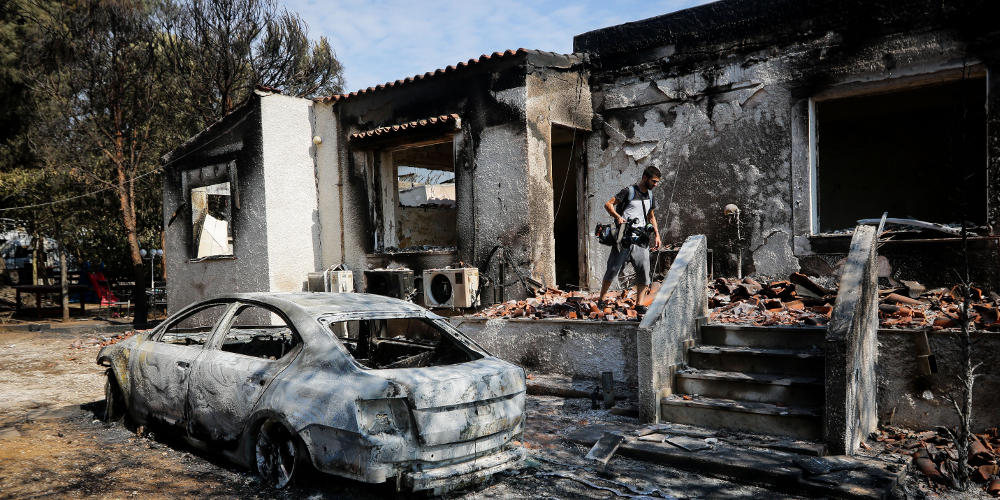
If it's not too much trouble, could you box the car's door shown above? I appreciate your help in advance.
[186,302,302,444]
[130,301,234,426]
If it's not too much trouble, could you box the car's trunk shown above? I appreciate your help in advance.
[378,360,525,446]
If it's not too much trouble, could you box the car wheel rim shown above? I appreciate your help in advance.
[255,422,296,488]
[104,377,116,422]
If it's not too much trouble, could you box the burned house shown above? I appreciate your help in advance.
[162,0,1000,449]
[163,50,590,311]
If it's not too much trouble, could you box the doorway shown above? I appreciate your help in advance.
[551,124,584,289]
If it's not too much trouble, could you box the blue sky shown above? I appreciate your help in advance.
[281,0,717,93]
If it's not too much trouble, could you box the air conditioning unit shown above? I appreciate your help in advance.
[307,269,354,293]
[364,269,415,300]
[423,268,479,308]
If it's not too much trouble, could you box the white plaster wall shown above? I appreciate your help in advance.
[260,94,321,292]
[314,102,343,270]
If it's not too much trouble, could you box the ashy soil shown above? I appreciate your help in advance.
[0,326,777,499]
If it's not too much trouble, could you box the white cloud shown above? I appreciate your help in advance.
[283,0,717,93]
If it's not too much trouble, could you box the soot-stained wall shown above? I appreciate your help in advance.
[162,98,269,313]
[330,52,589,293]
[576,0,1000,288]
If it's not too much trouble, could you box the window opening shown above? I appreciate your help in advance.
[159,303,229,346]
[814,78,986,233]
[325,316,480,369]
[191,181,234,258]
[220,304,300,360]
[390,140,456,250]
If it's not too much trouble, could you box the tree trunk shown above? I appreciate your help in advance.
[115,163,148,325]
[60,246,69,322]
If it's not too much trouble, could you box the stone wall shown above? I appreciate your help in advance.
[636,234,708,422]
[450,317,638,386]
[877,329,1000,432]
[824,225,879,455]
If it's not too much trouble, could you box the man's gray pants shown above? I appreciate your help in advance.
[602,242,650,285]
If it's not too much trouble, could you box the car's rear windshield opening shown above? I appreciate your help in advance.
[325,317,481,369]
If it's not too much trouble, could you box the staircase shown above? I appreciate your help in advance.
[660,323,827,441]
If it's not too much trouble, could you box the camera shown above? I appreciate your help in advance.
[624,218,654,247]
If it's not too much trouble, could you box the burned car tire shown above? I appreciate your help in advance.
[103,371,125,422]
[254,419,303,489]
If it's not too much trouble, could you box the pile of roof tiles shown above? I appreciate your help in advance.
[476,284,660,321]
[874,426,1000,494]
[708,273,837,327]
[879,283,1000,331]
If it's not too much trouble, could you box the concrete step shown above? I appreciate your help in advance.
[700,324,826,350]
[675,369,824,407]
[660,395,821,440]
[688,345,823,378]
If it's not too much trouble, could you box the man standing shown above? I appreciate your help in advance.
[598,166,662,313]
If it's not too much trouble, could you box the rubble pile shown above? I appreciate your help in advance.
[874,426,1000,495]
[708,273,837,327]
[477,284,660,321]
[879,284,1000,331]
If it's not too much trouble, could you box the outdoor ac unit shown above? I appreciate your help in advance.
[364,269,415,300]
[423,268,479,308]
[307,269,354,293]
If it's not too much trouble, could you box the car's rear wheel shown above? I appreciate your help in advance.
[103,370,125,422]
[254,419,302,489]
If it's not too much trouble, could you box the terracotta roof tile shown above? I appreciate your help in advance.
[350,114,461,141]
[319,48,567,104]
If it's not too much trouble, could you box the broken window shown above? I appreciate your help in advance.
[814,77,987,233]
[387,140,457,249]
[191,181,234,258]
[158,303,229,346]
[323,315,480,369]
[220,304,301,360]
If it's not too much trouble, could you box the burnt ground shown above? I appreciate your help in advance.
[0,326,789,499]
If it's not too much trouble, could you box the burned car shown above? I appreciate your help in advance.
[97,292,525,492]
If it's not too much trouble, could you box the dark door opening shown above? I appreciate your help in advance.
[552,124,584,289]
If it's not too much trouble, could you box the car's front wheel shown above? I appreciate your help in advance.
[254,419,302,488]
[103,370,125,422]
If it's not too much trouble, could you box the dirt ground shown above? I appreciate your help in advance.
[0,326,793,499]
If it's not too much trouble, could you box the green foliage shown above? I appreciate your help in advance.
[0,0,344,282]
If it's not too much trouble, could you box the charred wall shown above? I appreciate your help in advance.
[576,0,1000,288]
[162,98,269,313]
[330,52,589,295]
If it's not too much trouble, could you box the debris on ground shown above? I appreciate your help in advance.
[477,284,661,321]
[708,273,836,327]
[873,426,1000,494]
[709,273,1000,332]
[68,330,136,349]
[878,284,1000,331]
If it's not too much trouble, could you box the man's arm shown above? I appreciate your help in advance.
[604,196,625,225]
[648,208,661,250]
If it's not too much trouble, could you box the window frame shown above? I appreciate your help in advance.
[182,161,239,261]
[153,300,236,347]
[207,301,303,362]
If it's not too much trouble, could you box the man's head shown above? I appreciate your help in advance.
[641,166,661,190]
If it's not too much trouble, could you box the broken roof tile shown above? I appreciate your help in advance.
[349,114,461,142]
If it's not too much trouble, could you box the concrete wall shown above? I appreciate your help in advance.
[450,316,638,386]
[877,329,1000,432]
[576,0,1000,288]
[824,225,879,455]
[636,234,708,422]
[260,95,321,292]
[525,63,592,287]
[163,100,270,313]
[397,206,456,248]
